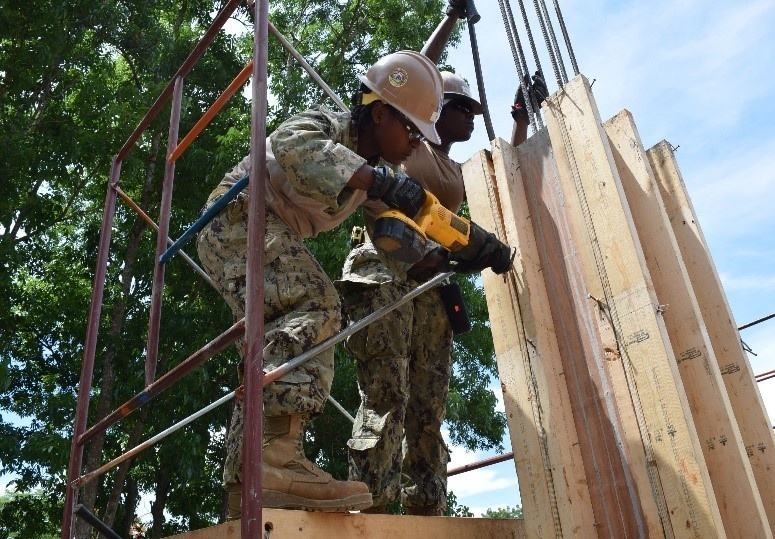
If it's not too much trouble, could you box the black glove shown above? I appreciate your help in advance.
[368,166,427,218]
[446,0,467,18]
[511,71,549,122]
[530,70,549,106]
[406,247,449,282]
[447,221,514,275]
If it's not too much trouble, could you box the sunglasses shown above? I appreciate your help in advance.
[387,106,426,142]
[447,101,473,115]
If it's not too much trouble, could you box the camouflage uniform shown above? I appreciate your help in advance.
[337,142,464,510]
[197,105,369,485]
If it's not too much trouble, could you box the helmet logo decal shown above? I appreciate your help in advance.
[388,68,408,88]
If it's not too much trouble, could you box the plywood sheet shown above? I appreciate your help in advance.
[648,140,775,532]
[543,74,723,537]
[606,111,770,536]
[462,149,560,537]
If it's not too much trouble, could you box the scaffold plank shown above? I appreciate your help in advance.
[543,74,724,537]
[164,511,526,538]
[605,111,771,537]
[648,140,775,531]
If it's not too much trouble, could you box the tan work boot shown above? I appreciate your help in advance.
[263,415,372,512]
[226,482,242,521]
[224,415,372,518]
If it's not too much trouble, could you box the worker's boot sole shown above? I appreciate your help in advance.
[263,489,373,512]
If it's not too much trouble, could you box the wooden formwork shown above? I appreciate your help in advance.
[461,74,773,538]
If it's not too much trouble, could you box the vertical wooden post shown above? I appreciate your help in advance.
[649,140,775,531]
[605,111,770,536]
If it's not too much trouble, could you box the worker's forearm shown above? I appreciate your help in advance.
[421,14,459,64]
[347,164,375,191]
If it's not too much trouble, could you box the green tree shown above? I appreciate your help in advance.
[482,505,523,519]
[0,490,60,539]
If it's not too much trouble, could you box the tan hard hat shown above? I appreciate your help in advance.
[441,71,483,115]
[359,51,443,144]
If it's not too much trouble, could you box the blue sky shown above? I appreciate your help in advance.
[443,0,775,516]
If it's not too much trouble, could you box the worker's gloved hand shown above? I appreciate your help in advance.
[530,70,549,107]
[511,71,549,122]
[406,247,449,282]
[446,0,467,18]
[448,221,514,275]
[368,166,427,218]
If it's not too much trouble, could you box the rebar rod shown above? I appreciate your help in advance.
[738,312,775,331]
[532,0,562,88]
[552,0,579,75]
[504,0,543,129]
[538,0,568,84]
[498,0,535,129]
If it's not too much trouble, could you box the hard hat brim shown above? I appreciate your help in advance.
[359,75,441,144]
[444,93,484,115]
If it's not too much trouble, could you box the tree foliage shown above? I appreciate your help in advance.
[482,505,523,519]
[0,1,505,536]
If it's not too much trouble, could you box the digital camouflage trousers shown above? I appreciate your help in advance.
[197,190,340,485]
[341,273,453,510]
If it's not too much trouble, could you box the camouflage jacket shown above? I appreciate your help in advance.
[216,105,368,239]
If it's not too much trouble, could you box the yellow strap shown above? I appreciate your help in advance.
[361,91,381,106]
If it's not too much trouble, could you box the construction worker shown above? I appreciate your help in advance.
[196,50,446,519]
[336,1,507,516]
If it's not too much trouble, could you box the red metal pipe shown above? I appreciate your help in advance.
[77,319,244,446]
[116,0,242,161]
[447,452,515,477]
[243,0,269,535]
[145,76,183,386]
[61,160,122,539]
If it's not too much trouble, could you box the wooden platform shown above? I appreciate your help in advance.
[164,510,526,538]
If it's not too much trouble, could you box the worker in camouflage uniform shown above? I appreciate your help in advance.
[196,50,445,519]
[336,1,511,516]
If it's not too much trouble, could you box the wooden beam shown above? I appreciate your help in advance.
[461,149,561,537]
[543,74,724,537]
[163,511,526,538]
[605,111,771,536]
[648,140,775,531]
[498,132,634,536]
